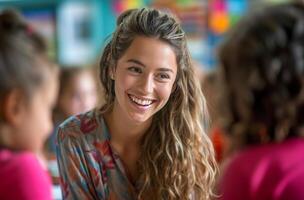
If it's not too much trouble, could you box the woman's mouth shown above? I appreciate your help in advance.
[128,94,155,107]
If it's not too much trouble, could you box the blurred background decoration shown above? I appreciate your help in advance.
[0,0,290,70]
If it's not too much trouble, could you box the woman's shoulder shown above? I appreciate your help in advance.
[56,109,108,145]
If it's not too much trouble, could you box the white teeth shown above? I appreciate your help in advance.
[129,95,153,106]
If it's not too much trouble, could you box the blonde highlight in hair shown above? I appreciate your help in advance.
[99,8,217,199]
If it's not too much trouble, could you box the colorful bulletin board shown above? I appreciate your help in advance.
[22,8,57,60]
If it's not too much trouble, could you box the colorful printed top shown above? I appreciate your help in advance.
[56,109,139,200]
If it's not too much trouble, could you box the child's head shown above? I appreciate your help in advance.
[219,2,304,147]
[99,8,216,199]
[56,67,97,118]
[0,10,58,152]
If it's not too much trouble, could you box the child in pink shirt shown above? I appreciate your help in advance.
[0,10,58,200]
[217,2,304,200]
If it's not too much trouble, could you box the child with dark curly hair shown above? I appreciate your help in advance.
[218,2,304,200]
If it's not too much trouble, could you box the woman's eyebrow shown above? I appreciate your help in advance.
[127,59,175,73]
[158,68,174,73]
[127,59,146,67]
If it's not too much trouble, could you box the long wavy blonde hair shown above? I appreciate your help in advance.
[99,8,217,199]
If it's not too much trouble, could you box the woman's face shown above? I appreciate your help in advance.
[112,36,178,124]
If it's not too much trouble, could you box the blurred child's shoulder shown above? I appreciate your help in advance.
[0,149,51,198]
[0,149,41,170]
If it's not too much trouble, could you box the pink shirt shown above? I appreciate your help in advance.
[0,149,52,200]
[219,138,304,200]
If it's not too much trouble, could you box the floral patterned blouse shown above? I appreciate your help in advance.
[56,109,139,200]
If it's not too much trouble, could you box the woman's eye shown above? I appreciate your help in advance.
[157,73,170,81]
[128,67,142,74]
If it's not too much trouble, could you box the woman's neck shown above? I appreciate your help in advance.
[104,104,151,183]
[104,106,151,149]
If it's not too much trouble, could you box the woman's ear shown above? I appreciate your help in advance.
[2,89,26,126]
[109,67,115,80]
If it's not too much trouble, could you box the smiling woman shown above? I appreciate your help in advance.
[112,36,177,124]
[56,8,217,200]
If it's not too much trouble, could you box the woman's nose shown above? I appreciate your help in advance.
[139,75,154,94]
